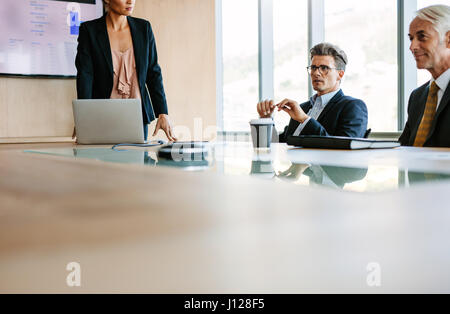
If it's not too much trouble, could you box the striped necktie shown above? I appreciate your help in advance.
[413,81,440,147]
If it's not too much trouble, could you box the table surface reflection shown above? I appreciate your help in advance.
[25,142,450,193]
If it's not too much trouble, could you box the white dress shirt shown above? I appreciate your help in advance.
[293,89,341,136]
[431,68,450,111]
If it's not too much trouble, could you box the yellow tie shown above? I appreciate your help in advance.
[413,81,440,147]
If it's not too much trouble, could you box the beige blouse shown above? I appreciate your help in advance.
[110,46,141,99]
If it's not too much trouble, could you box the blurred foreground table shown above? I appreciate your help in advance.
[0,142,450,293]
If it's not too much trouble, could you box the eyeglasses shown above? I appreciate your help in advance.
[306,65,339,75]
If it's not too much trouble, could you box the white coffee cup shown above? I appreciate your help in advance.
[250,118,275,148]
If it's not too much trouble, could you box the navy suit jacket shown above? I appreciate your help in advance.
[279,90,368,142]
[399,81,450,147]
[75,15,168,125]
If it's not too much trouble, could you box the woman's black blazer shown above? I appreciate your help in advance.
[75,14,168,124]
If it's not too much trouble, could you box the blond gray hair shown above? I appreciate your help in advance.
[416,5,450,42]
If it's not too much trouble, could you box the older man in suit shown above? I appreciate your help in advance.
[399,5,450,147]
[257,42,368,142]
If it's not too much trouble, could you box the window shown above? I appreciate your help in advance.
[273,0,308,132]
[222,0,259,132]
[324,0,398,132]
[416,0,450,86]
[219,0,449,133]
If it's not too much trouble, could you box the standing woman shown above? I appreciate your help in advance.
[75,0,176,141]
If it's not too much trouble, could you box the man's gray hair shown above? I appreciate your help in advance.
[310,43,348,71]
[416,5,450,42]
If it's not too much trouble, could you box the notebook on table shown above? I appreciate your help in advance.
[287,135,401,150]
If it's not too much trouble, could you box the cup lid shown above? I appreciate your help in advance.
[249,118,275,125]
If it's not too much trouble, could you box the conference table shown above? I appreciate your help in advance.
[1,140,450,293]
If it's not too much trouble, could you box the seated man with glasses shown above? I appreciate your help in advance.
[257,42,368,142]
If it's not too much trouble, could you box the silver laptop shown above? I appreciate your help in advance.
[72,99,145,145]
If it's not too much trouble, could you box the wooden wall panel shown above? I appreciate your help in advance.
[0,0,216,143]
[134,0,217,141]
[0,78,8,137]
[0,78,76,138]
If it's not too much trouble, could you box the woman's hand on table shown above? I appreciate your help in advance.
[153,114,177,142]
